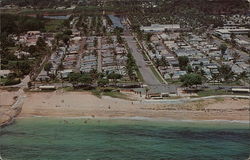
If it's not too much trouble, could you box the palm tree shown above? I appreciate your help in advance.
[232,52,240,63]
[239,71,248,86]
[145,87,150,99]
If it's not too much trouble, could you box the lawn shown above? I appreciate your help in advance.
[166,79,182,85]
[149,65,165,84]
[64,87,129,100]
[102,91,129,100]
[136,69,144,82]
[196,89,232,97]
[0,77,8,85]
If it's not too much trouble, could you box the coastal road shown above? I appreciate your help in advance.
[124,36,162,86]
[122,18,171,94]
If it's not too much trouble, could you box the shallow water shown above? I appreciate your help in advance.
[0,117,249,160]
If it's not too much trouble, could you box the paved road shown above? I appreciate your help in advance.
[123,19,171,94]
[11,75,30,88]
[124,36,162,86]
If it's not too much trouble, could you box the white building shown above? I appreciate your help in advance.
[59,69,73,78]
[141,24,180,32]
[215,28,250,39]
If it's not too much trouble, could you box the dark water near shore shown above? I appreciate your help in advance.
[0,117,249,160]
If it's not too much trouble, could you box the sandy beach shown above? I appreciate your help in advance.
[13,90,249,121]
[0,89,20,125]
[0,88,249,125]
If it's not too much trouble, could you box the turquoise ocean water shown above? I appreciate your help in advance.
[0,117,249,160]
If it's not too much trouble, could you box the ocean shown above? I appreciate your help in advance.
[0,117,249,160]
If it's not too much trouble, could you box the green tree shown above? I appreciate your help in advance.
[145,33,153,42]
[230,33,236,40]
[232,52,240,63]
[78,73,92,85]
[107,72,122,84]
[63,30,72,35]
[211,73,220,85]
[239,71,247,86]
[9,61,31,76]
[160,57,168,66]
[219,43,227,55]
[180,73,202,88]
[62,35,70,46]
[55,33,63,45]
[68,72,81,87]
[68,72,93,87]
[169,73,174,80]
[145,87,150,99]
[44,62,53,75]
[219,64,233,82]
[186,65,193,73]
[27,81,32,89]
[178,56,189,70]
[94,38,98,47]
[28,45,37,55]
[97,78,109,87]
[36,37,46,48]
[117,34,123,44]
[89,69,99,80]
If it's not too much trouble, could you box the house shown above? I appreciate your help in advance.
[215,28,250,39]
[59,69,73,78]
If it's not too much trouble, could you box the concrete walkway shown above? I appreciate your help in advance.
[140,95,250,104]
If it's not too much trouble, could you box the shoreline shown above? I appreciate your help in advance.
[1,90,249,127]
[17,115,250,124]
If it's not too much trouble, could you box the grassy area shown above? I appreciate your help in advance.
[63,86,93,92]
[0,86,20,91]
[166,79,182,85]
[102,91,129,100]
[149,65,165,84]
[222,81,243,86]
[91,89,102,98]
[163,96,182,99]
[196,89,232,97]
[63,87,129,100]
[136,69,144,82]
[45,19,64,32]
[0,77,8,85]
[141,51,149,61]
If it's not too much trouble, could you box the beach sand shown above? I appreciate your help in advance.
[16,91,249,121]
[0,89,20,125]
